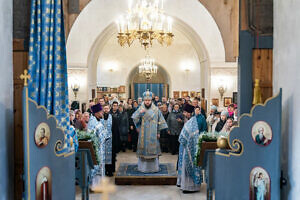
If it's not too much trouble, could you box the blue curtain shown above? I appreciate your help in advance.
[28,0,70,134]
[134,83,164,100]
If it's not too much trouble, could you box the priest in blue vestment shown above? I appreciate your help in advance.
[87,103,110,189]
[132,90,168,173]
[177,106,207,192]
[101,104,113,176]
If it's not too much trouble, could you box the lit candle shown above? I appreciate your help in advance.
[128,20,131,31]
[128,0,133,9]
[155,0,159,8]
[116,20,120,32]
[161,14,165,31]
[142,0,147,8]
[167,16,172,32]
[120,18,125,33]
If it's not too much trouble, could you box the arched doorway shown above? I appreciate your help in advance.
[127,65,171,99]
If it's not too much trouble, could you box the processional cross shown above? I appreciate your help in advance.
[94,177,116,200]
[20,69,31,86]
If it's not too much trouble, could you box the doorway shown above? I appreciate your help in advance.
[128,65,171,99]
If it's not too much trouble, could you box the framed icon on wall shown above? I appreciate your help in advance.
[118,85,126,93]
[190,91,196,98]
[224,97,233,107]
[212,98,219,106]
[173,91,180,99]
[181,91,189,98]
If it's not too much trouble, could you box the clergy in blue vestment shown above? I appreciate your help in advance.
[132,90,168,173]
[87,103,110,189]
[177,106,207,192]
[100,105,113,165]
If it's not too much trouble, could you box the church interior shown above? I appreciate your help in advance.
[1,0,300,199]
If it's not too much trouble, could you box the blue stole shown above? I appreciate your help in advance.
[100,114,112,164]
[178,116,203,184]
[132,103,168,159]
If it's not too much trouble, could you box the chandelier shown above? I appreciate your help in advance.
[116,0,174,50]
[139,54,158,81]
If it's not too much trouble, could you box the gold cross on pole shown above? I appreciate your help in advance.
[94,177,116,200]
[20,69,31,86]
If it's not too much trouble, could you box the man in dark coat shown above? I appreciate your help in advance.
[127,104,137,151]
[153,96,160,106]
[118,105,129,152]
[160,103,170,153]
[192,98,206,119]
[167,103,184,154]
[104,101,120,176]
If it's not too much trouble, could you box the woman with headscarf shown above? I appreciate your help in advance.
[214,110,228,133]
[206,105,218,132]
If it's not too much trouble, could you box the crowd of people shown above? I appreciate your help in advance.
[71,95,238,153]
[70,93,238,192]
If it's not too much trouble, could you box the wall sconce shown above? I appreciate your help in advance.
[108,67,115,72]
[218,85,227,101]
[183,66,192,73]
[71,83,80,99]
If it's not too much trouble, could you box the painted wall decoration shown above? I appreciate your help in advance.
[34,123,50,148]
[196,92,201,98]
[212,98,219,106]
[249,167,271,200]
[173,91,180,99]
[181,91,189,98]
[224,97,233,107]
[215,90,281,200]
[190,91,196,98]
[118,85,126,93]
[36,167,52,200]
[251,121,272,146]
[22,85,75,199]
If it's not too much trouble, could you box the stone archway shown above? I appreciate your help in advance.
[64,0,238,61]
[83,20,211,102]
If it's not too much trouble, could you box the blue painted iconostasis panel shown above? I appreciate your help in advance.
[215,90,282,200]
[134,83,164,100]
[22,88,75,200]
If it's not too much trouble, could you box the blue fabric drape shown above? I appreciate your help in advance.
[28,0,72,145]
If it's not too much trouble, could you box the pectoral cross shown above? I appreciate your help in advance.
[94,177,116,200]
[20,69,31,86]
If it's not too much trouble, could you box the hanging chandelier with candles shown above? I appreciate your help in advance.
[139,54,158,81]
[116,0,174,50]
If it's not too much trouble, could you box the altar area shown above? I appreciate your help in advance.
[115,152,177,185]
[76,151,207,200]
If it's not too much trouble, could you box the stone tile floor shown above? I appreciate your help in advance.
[76,151,207,200]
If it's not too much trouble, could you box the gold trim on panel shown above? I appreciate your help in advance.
[216,91,281,158]
[25,87,31,200]
[28,98,74,158]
